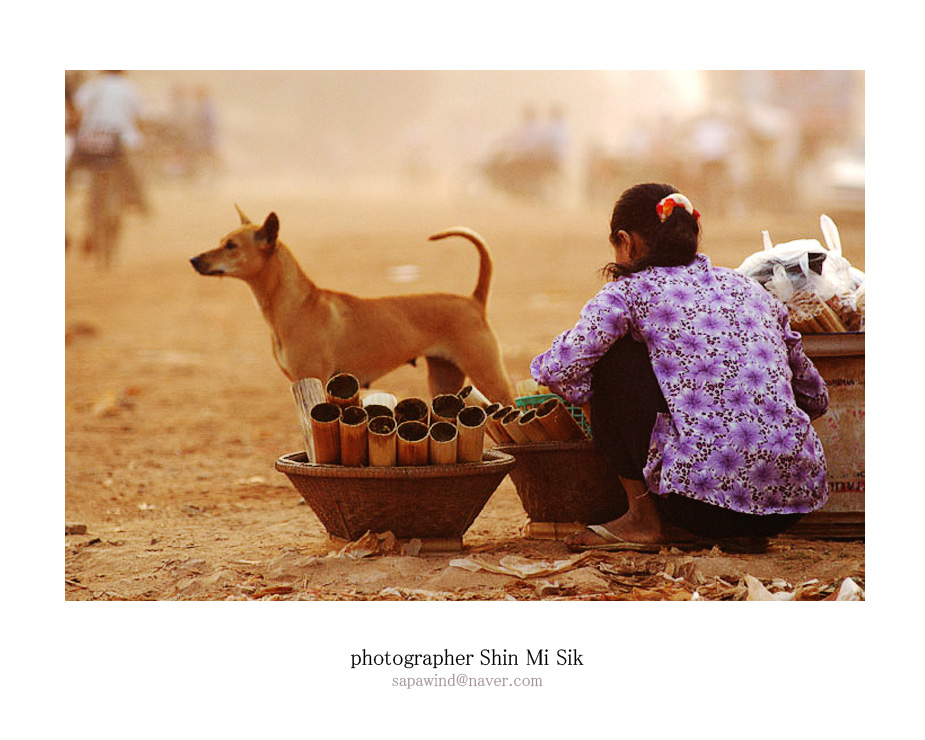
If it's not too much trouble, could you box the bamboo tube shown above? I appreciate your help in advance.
[816,302,847,332]
[488,405,515,444]
[501,409,531,444]
[291,377,326,462]
[363,392,397,411]
[309,402,342,464]
[493,404,514,421]
[339,405,369,467]
[481,402,503,444]
[792,318,816,333]
[363,404,394,420]
[367,415,397,467]
[458,385,491,408]
[432,394,465,424]
[518,408,552,442]
[456,405,487,462]
[325,373,360,408]
[522,521,586,540]
[394,397,430,425]
[793,316,825,334]
[807,317,826,333]
[428,421,458,465]
[396,420,429,466]
[535,397,587,441]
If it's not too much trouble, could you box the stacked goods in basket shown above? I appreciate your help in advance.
[291,374,492,467]
[480,379,591,445]
[291,374,592,465]
[737,214,865,334]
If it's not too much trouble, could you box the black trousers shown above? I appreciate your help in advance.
[589,337,802,539]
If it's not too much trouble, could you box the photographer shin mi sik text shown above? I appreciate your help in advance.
[350,648,584,669]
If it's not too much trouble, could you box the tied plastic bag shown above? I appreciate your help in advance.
[738,215,852,302]
[737,215,864,333]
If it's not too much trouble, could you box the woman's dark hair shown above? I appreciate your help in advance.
[603,182,701,281]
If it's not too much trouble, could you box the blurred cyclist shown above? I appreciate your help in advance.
[66,70,148,213]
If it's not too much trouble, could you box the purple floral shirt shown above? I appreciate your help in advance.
[531,254,829,515]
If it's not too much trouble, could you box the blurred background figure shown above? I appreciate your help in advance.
[509,103,544,159]
[739,101,800,211]
[540,103,574,204]
[65,71,84,252]
[134,84,222,181]
[686,107,737,216]
[542,104,569,169]
[190,86,220,181]
[65,71,83,170]
[482,103,571,202]
[585,114,684,205]
[66,70,149,213]
[162,84,196,177]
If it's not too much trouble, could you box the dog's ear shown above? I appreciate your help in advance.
[235,203,251,225]
[256,212,279,250]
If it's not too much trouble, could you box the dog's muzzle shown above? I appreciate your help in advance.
[190,256,223,276]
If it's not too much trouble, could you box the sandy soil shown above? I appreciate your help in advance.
[64,173,865,601]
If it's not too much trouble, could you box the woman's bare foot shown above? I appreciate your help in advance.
[565,477,671,549]
[565,511,669,548]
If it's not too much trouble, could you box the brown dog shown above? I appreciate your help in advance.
[190,207,514,404]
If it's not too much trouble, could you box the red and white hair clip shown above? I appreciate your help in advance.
[656,193,700,222]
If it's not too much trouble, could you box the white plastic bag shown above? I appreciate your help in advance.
[766,262,795,303]
[818,214,854,297]
[737,215,855,302]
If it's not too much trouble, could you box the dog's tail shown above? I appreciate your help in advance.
[428,227,494,309]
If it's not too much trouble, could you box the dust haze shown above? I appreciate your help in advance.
[116,70,864,229]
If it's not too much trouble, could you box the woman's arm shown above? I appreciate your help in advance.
[530,285,630,405]
[779,302,829,419]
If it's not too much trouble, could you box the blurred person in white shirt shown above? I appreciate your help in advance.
[67,71,148,212]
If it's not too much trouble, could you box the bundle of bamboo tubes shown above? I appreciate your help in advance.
[291,374,491,467]
[787,291,851,334]
[483,396,589,445]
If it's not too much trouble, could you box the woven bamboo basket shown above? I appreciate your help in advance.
[275,449,515,542]
[494,441,626,528]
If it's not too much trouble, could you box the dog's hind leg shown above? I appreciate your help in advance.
[466,365,515,406]
[449,336,514,405]
[424,356,467,398]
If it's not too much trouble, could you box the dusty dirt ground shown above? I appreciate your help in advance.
[64,174,865,602]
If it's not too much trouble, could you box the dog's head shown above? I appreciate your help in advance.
[190,207,279,280]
